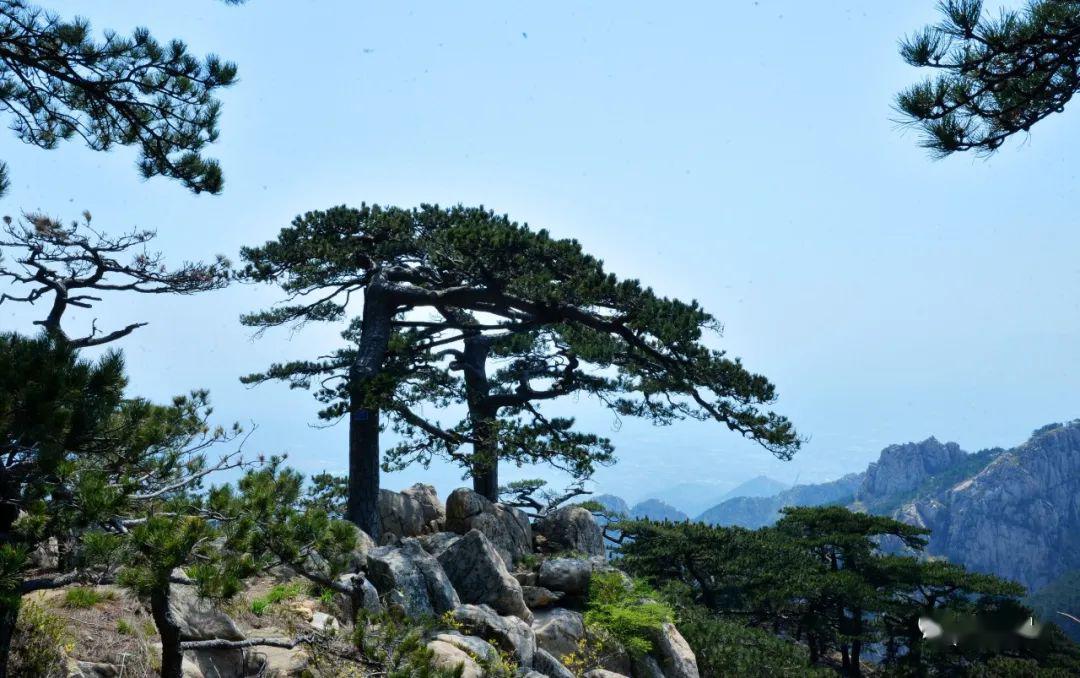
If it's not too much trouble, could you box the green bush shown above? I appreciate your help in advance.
[584,570,672,656]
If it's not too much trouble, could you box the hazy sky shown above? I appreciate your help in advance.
[3,1,1078,507]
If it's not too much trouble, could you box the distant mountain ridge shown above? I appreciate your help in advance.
[688,421,1080,598]
[630,498,688,522]
[716,475,789,503]
[696,473,862,528]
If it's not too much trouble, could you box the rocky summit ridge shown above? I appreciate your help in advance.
[46,485,700,678]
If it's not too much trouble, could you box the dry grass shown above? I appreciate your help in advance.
[25,585,159,676]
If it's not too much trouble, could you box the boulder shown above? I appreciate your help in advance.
[652,622,700,678]
[451,604,537,667]
[538,558,593,596]
[436,529,532,622]
[310,611,339,632]
[531,608,585,660]
[65,661,119,678]
[379,483,446,540]
[522,585,564,609]
[418,531,461,557]
[534,506,605,557]
[245,644,308,677]
[585,671,630,678]
[184,649,245,678]
[344,524,377,572]
[30,537,59,571]
[366,539,460,617]
[169,584,244,641]
[431,632,499,662]
[427,639,484,678]
[445,488,532,566]
[515,571,539,587]
[631,654,665,678]
[332,572,381,622]
[533,647,576,678]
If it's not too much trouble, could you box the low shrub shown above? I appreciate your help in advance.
[583,570,672,656]
[10,602,71,676]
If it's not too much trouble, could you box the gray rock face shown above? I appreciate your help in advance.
[445,488,533,567]
[538,557,595,596]
[899,422,1080,590]
[65,661,119,678]
[652,622,700,678]
[427,639,484,678]
[522,585,564,609]
[531,607,585,660]
[584,671,630,678]
[418,531,461,557]
[534,506,605,557]
[858,437,966,504]
[185,648,245,678]
[631,654,665,678]
[451,604,537,667]
[344,524,376,573]
[366,538,460,616]
[169,584,244,641]
[533,647,576,678]
[332,573,381,622]
[379,483,446,541]
[436,529,532,622]
[432,632,499,662]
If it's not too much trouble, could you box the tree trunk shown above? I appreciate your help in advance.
[461,335,499,501]
[850,608,863,677]
[0,505,19,678]
[347,276,395,540]
[150,584,183,678]
[0,602,16,678]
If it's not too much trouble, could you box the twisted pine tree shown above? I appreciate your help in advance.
[898,0,1080,156]
[0,0,241,196]
[0,212,230,346]
[240,204,800,536]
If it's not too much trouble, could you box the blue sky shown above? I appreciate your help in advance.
[3,1,1079,507]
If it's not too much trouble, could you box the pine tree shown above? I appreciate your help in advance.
[240,203,800,536]
[898,0,1080,156]
[0,211,230,346]
[0,0,241,196]
[0,211,233,676]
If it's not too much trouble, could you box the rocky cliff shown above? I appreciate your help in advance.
[896,422,1080,591]
[856,437,967,509]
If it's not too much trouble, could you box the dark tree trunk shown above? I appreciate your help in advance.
[347,276,395,540]
[850,608,863,676]
[150,585,183,678]
[0,505,19,678]
[807,633,819,665]
[0,603,15,678]
[461,335,499,501]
